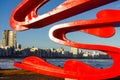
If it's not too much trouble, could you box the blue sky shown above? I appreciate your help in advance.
[0,0,120,51]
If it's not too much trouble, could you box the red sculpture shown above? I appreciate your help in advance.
[10,0,120,80]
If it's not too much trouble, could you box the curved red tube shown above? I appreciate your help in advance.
[49,10,120,79]
[10,0,120,80]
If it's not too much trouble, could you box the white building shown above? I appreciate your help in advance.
[70,47,78,54]
[1,30,17,48]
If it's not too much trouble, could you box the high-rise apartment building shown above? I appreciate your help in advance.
[70,47,79,54]
[1,30,17,48]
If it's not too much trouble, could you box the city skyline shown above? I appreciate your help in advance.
[1,0,120,51]
[0,42,110,59]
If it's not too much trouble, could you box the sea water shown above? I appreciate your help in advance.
[0,58,113,69]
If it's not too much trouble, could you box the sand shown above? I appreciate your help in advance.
[0,69,64,80]
[0,69,120,80]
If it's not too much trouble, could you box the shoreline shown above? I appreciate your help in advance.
[0,69,64,80]
[0,69,120,80]
[0,57,112,59]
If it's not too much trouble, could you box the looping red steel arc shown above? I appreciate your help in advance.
[10,0,120,80]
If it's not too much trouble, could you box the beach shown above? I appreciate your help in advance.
[0,69,64,80]
[1,69,120,80]
[0,58,120,80]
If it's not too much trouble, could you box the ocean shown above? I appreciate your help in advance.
[0,58,113,69]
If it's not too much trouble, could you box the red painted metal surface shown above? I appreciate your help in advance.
[10,0,120,80]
